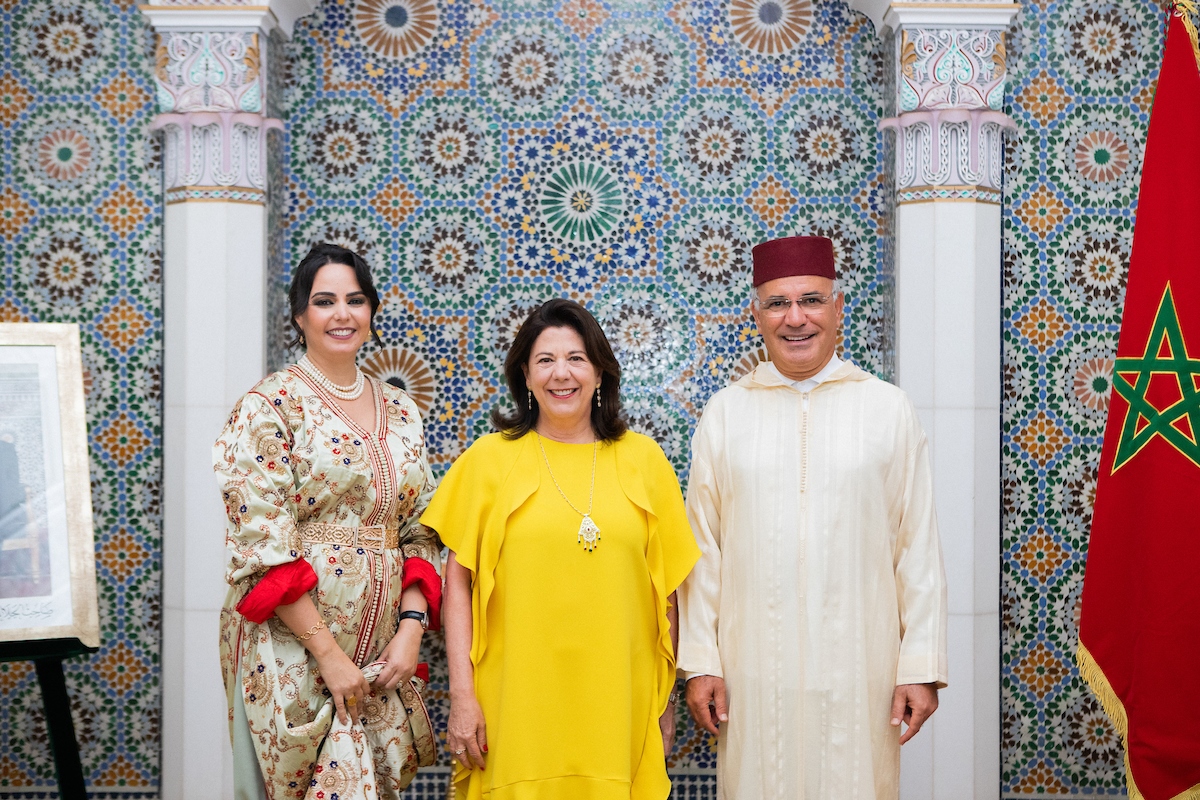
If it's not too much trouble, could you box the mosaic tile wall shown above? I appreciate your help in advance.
[999,0,1162,794]
[0,0,163,796]
[275,0,893,795]
[0,0,1160,794]
[272,0,892,791]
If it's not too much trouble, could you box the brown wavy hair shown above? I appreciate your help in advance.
[490,298,627,442]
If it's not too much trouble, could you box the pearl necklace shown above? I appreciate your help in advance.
[297,354,365,401]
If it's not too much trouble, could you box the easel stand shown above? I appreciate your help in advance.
[0,637,98,799]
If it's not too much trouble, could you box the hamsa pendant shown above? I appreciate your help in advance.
[578,515,601,552]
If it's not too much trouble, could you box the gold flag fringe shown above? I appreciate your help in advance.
[1077,642,1200,800]
[1172,0,1200,73]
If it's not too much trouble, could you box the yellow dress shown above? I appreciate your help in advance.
[421,431,700,800]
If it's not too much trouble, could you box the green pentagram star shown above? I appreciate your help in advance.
[1111,284,1200,473]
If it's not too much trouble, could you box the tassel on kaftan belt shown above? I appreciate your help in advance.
[297,521,400,554]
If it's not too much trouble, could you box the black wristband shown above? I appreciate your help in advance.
[398,609,428,630]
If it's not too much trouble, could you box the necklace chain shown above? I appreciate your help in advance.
[536,433,601,552]
[536,433,596,516]
[298,354,365,401]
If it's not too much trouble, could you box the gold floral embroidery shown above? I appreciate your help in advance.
[243,661,271,707]
[251,422,288,467]
[385,398,414,426]
[216,371,441,797]
[222,484,249,526]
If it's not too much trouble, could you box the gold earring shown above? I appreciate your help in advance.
[596,388,602,408]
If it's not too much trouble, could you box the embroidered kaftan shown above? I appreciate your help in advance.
[677,361,948,800]
[215,368,440,799]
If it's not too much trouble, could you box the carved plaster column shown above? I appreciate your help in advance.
[872,3,1019,798]
[149,30,282,205]
[139,3,314,796]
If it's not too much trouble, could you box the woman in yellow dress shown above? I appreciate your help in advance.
[422,298,700,800]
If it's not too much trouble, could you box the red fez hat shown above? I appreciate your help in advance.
[751,236,836,286]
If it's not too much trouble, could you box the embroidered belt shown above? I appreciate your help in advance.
[298,521,400,554]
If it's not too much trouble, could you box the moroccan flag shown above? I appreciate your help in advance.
[1077,6,1200,799]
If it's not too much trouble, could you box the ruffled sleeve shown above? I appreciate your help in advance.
[420,434,534,665]
[213,389,304,591]
[643,446,702,597]
[614,434,701,594]
[419,448,483,572]
[614,433,701,706]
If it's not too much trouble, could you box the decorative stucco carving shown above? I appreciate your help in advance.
[150,111,280,200]
[882,21,1016,204]
[879,109,1016,203]
[898,28,1006,111]
[149,30,280,200]
[154,31,263,114]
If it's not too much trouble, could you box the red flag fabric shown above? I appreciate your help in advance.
[1078,8,1200,799]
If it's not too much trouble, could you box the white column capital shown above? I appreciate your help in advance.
[874,2,1019,205]
[138,0,318,39]
[846,0,1019,36]
[883,2,1020,32]
[137,3,307,202]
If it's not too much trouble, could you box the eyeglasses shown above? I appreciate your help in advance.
[755,293,836,318]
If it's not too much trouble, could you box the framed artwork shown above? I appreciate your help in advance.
[0,323,99,647]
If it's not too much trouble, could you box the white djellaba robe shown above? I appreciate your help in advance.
[677,357,948,800]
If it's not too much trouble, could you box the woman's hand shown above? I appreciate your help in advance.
[273,594,369,725]
[659,701,676,759]
[313,647,371,725]
[444,551,485,769]
[447,691,488,770]
[376,619,423,690]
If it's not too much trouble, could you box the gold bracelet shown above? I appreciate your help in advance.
[297,620,325,641]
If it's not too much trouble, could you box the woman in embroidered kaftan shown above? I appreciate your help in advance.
[423,299,700,800]
[216,244,441,800]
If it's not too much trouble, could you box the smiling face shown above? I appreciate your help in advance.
[523,325,601,437]
[294,262,373,366]
[751,274,843,382]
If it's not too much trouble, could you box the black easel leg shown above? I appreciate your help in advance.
[34,658,87,799]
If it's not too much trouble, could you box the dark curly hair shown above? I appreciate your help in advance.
[490,298,627,442]
[287,242,383,349]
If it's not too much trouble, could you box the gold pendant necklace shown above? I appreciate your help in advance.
[536,433,601,552]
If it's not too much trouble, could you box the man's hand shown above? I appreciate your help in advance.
[686,675,728,737]
[890,682,938,744]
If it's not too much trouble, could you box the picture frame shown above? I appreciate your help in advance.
[0,323,99,647]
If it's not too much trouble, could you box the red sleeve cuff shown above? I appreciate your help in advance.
[236,560,318,624]
[401,557,442,631]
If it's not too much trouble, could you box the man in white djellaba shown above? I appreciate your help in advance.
[677,235,948,799]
